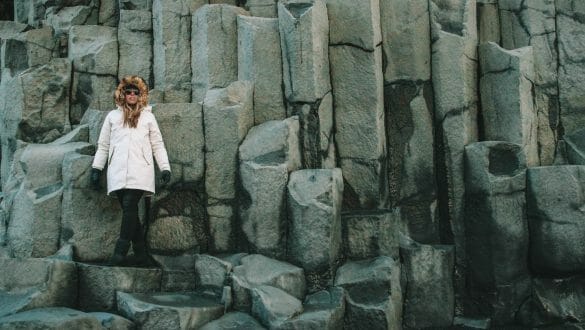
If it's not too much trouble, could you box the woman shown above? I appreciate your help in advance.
[90,76,171,266]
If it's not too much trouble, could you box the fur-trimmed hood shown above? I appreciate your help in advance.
[114,75,149,109]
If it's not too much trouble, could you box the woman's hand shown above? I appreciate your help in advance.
[160,170,171,185]
[90,168,101,190]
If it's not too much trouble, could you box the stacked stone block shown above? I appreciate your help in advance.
[278,0,334,169]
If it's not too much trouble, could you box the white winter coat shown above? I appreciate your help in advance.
[92,105,170,196]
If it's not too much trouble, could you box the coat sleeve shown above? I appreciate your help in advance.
[149,115,171,172]
[92,113,111,170]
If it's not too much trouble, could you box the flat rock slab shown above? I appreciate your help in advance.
[0,307,103,330]
[117,291,224,329]
[0,258,77,318]
[89,312,135,329]
[201,311,265,329]
[77,263,162,311]
[232,254,305,311]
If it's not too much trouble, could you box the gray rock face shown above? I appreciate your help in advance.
[118,10,153,83]
[201,311,266,330]
[527,166,585,274]
[334,256,402,329]
[519,276,585,327]
[153,0,202,103]
[60,153,122,262]
[287,168,343,289]
[77,263,162,311]
[479,42,538,166]
[1,27,55,77]
[7,141,92,258]
[117,291,224,329]
[238,16,285,125]
[343,209,401,261]
[192,5,249,103]
[400,237,455,328]
[251,285,303,328]
[204,81,253,252]
[232,254,306,312]
[465,141,530,324]
[0,258,77,318]
[245,0,277,17]
[194,254,240,291]
[276,287,345,330]
[278,0,331,103]
[565,128,585,165]
[478,1,500,44]
[239,117,301,258]
[89,312,135,330]
[152,102,204,184]
[500,0,559,165]
[429,0,478,307]
[556,0,585,136]
[0,307,103,330]
[45,5,98,36]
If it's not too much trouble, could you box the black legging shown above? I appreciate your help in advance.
[115,189,144,242]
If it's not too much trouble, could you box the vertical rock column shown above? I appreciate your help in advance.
[278,0,334,169]
[153,0,204,102]
[287,168,343,290]
[429,0,479,309]
[478,0,500,44]
[204,81,254,252]
[237,15,286,125]
[479,42,538,166]
[327,0,386,210]
[192,4,249,103]
[556,0,585,136]
[382,0,437,242]
[465,141,530,325]
[239,117,301,258]
[499,0,559,165]
[118,10,153,85]
[68,25,118,123]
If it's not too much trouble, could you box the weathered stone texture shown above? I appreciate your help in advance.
[0,258,77,318]
[400,237,455,328]
[465,141,530,324]
[78,263,161,311]
[287,169,343,289]
[251,285,303,328]
[500,0,559,165]
[245,0,277,17]
[555,0,585,136]
[60,153,122,262]
[117,291,224,329]
[430,0,478,309]
[153,0,203,103]
[238,16,285,125]
[275,287,345,330]
[118,10,153,84]
[343,209,400,260]
[0,308,104,329]
[479,42,538,166]
[201,311,266,330]
[565,128,585,165]
[278,0,331,103]
[192,5,249,103]
[204,81,253,252]
[334,256,402,329]
[239,117,301,258]
[527,166,585,275]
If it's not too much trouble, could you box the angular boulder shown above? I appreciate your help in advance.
[232,254,305,312]
[117,291,224,329]
[77,263,161,311]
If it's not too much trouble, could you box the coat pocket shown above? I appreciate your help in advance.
[108,146,115,164]
[142,146,152,165]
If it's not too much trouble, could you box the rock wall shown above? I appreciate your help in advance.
[1,0,585,328]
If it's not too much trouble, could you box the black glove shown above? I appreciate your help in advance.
[160,170,171,185]
[90,168,101,190]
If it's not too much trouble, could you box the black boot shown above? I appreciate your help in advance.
[131,240,157,267]
[108,239,130,266]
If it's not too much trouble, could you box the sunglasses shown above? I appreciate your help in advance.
[124,89,140,96]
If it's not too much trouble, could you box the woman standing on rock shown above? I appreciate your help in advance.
[90,75,171,266]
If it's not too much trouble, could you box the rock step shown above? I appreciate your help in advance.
[116,291,225,330]
[0,307,131,330]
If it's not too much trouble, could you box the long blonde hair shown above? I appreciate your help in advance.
[114,75,149,128]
